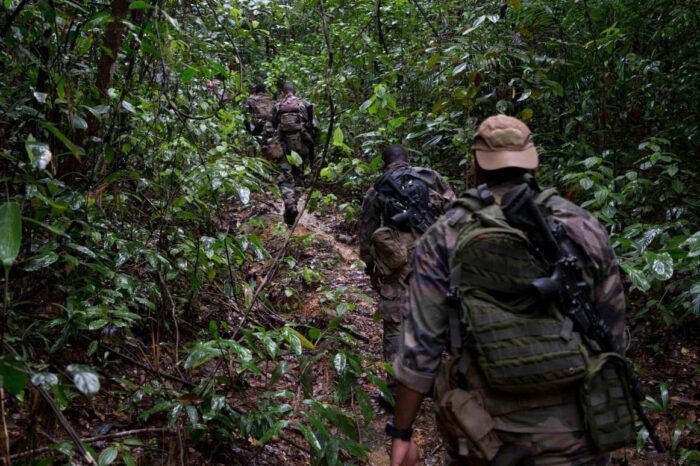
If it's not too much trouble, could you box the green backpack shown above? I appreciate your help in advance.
[449,186,591,393]
[446,184,636,451]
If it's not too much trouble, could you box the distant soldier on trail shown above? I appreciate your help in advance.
[245,83,275,138]
[271,82,320,226]
[357,144,454,409]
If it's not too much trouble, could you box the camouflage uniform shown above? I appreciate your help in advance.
[272,95,319,213]
[393,182,626,466]
[358,161,454,363]
[245,92,275,138]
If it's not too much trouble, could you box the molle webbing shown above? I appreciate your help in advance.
[452,187,591,394]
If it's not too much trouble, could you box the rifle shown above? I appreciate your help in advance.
[500,177,666,453]
[381,171,437,234]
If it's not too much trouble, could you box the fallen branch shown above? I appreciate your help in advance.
[8,428,171,461]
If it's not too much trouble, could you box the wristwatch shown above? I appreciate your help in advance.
[385,416,413,440]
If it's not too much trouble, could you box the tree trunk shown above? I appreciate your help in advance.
[95,0,129,97]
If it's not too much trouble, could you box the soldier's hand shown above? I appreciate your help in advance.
[390,438,419,466]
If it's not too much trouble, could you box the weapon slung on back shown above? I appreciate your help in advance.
[382,172,435,234]
[500,179,666,453]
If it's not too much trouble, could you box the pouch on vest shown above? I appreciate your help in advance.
[436,387,502,460]
[262,135,284,161]
[370,227,408,277]
[453,201,591,393]
[581,352,636,452]
[280,112,303,132]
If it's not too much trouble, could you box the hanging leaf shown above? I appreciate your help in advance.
[67,364,100,396]
[25,140,52,169]
[43,123,85,157]
[0,202,22,271]
[333,352,347,375]
[0,359,28,396]
[286,150,303,167]
[71,115,88,130]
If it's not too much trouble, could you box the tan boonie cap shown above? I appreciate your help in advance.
[473,115,538,170]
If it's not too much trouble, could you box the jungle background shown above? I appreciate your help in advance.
[1,0,699,464]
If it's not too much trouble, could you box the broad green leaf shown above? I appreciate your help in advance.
[0,359,28,396]
[98,446,118,466]
[333,353,347,375]
[71,115,88,130]
[22,251,59,271]
[43,123,84,157]
[648,253,673,280]
[682,232,700,257]
[286,150,303,167]
[287,328,315,350]
[579,178,594,190]
[121,100,136,114]
[25,140,52,169]
[622,265,651,292]
[67,365,100,396]
[0,203,22,270]
[257,419,288,445]
[332,127,344,147]
[129,0,151,9]
[296,422,321,451]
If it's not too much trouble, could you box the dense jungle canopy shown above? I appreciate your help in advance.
[1,0,699,464]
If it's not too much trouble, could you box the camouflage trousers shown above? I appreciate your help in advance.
[442,431,608,466]
[277,160,303,210]
[277,131,313,210]
[378,278,404,363]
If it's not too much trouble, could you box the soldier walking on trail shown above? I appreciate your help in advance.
[271,82,319,226]
[387,115,638,466]
[245,83,275,138]
[357,144,454,408]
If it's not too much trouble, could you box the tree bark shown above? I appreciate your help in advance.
[95,0,129,97]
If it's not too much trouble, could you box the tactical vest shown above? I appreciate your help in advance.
[441,183,636,454]
[278,96,306,133]
[248,94,274,126]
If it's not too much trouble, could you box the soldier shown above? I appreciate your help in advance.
[358,144,454,409]
[388,115,628,466]
[245,83,275,138]
[271,82,320,226]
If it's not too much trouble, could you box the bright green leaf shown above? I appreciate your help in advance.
[0,203,22,271]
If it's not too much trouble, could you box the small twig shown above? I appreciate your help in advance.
[2,343,97,465]
[409,0,439,39]
[157,270,184,379]
[8,427,171,461]
[0,389,10,466]
[78,335,194,388]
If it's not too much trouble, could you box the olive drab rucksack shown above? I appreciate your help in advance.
[444,183,636,452]
[248,94,274,126]
[374,167,441,234]
[278,96,306,133]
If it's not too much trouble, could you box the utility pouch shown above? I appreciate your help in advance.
[280,112,303,132]
[580,352,636,452]
[262,135,284,161]
[370,227,408,277]
[437,388,503,461]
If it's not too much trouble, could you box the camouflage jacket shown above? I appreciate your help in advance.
[358,161,455,270]
[394,181,626,433]
[272,95,320,134]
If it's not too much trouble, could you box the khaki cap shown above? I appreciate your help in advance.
[473,115,538,170]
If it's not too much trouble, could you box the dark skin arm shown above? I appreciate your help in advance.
[390,382,424,466]
[393,381,424,429]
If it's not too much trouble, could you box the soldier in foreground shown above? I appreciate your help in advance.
[387,115,651,465]
[358,144,454,409]
[271,82,319,226]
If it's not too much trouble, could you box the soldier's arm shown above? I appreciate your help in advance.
[594,242,627,350]
[393,222,451,430]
